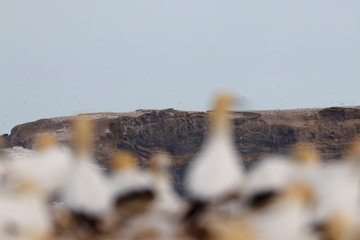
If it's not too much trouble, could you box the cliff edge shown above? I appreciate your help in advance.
[4,106,360,191]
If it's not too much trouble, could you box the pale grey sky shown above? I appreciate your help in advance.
[1,1,360,133]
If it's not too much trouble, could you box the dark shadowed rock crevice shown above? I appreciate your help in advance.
[6,107,360,192]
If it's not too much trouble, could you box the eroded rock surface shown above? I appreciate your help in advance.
[5,107,360,191]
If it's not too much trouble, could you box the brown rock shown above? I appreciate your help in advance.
[7,107,360,192]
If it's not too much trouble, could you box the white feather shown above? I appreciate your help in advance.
[0,193,52,240]
[249,199,313,240]
[243,156,297,198]
[111,169,154,197]
[186,133,243,201]
[311,162,360,226]
[4,147,72,198]
[62,158,112,216]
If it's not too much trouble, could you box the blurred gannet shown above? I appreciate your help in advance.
[310,140,360,240]
[240,152,315,240]
[149,152,183,213]
[242,155,297,210]
[110,150,154,217]
[0,179,53,240]
[203,181,315,240]
[61,116,112,230]
[116,153,186,240]
[3,133,72,201]
[185,92,244,202]
[291,142,321,181]
[184,92,245,240]
[250,182,315,240]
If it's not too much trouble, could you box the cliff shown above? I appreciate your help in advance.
[4,106,360,191]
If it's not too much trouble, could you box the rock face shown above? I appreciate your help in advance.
[5,107,360,192]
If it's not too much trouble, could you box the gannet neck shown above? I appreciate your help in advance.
[210,92,234,138]
[186,92,243,201]
[71,116,94,157]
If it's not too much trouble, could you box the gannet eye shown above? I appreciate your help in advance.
[247,190,278,209]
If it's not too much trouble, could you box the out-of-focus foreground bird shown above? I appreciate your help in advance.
[0,178,53,240]
[61,116,113,232]
[110,150,154,219]
[184,92,245,239]
[185,92,244,202]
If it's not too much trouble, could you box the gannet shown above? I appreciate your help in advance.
[238,151,317,240]
[31,133,72,200]
[184,92,245,240]
[0,179,53,240]
[242,155,297,209]
[245,179,314,240]
[3,133,72,201]
[61,116,112,230]
[110,150,154,217]
[310,140,360,240]
[185,92,244,202]
[149,152,183,213]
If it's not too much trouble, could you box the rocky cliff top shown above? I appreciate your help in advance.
[3,106,360,191]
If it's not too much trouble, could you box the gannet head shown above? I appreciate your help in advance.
[33,132,57,151]
[111,150,138,172]
[292,142,320,167]
[210,92,236,136]
[149,152,172,176]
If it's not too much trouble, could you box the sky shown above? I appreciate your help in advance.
[1,1,360,134]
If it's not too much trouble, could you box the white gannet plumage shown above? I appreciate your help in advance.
[4,133,72,200]
[241,152,316,240]
[243,155,297,202]
[0,179,53,240]
[61,116,112,222]
[185,92,244,201]
[310,160,360,240]
[149,152,183,213]
[110,150,154,200]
